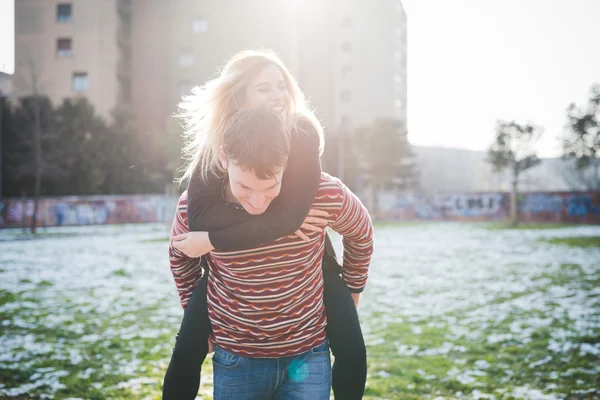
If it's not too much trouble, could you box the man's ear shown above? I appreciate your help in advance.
[219,146,228,169]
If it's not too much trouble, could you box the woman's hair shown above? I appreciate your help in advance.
[177,49,324,184]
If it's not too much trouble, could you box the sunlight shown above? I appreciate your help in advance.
[0,0,15,75]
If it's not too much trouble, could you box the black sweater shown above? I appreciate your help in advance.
[186,121,322,250]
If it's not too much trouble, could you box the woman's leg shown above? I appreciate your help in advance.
[162,268,211,400]
[322,234,367,400]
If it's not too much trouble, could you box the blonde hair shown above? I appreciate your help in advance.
[177,49,324,184]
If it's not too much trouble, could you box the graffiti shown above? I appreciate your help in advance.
[2,192,599,229]
[375,191,600,224]
[53,202,111,226]
[519,194,564,214]
[439,193,505,218]
[402,193,506,221]
[567,194,600,217]
[0,195,176,229]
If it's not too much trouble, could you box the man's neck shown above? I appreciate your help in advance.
[223,180,240,205]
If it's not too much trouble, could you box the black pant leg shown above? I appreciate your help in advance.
[322,235,367,400]
[162,268,211,400]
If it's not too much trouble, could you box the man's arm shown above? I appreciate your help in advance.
[169,191,205,309]
[187,123,323,249]
[329,179,374,294]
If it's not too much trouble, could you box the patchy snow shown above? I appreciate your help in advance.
[1,222,599,397]
[507,386,563,400]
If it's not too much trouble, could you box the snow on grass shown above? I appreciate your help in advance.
[1,222,599,399]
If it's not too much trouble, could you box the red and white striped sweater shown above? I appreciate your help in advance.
[169,173,374,357]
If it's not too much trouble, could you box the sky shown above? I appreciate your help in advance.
[0,0,15,75]
[1,1,598,157]
[401,0,600,157]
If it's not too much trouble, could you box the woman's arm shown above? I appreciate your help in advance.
[187,121,322,250]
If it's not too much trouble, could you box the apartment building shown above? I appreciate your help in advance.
[14,0,407,148]
[13,0,131,117]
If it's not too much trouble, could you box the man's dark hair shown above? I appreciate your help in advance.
[222,108,291,179]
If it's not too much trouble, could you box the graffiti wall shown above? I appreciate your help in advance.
[376,191,600,224]
[2,191,599,229]
[0,195,177,229]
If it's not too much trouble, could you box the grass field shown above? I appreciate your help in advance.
[1,222,599,399]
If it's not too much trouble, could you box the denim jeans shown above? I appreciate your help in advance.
[212,340,332,400]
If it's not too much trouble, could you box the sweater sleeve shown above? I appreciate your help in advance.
[328,178,374,293]
[169,191,205,309]
[187,122,322,250]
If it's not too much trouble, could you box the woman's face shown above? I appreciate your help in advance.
[244,64,291,120]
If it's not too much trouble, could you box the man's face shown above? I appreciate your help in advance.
[225,160,284,215]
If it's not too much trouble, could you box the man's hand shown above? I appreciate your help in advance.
[172,231,215,258]
[207,337,214,354]
[351,293,360,308]
[294,209,329,241]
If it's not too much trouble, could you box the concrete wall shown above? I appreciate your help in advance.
[0,194,176,229]
[376,191,600,224]
[2,190,599,229]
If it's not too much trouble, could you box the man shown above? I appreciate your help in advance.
[169,108,373,399]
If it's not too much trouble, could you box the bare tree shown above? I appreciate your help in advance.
[487,120,543,226]
[558,159,598,191]
[7,55,65,232]
[352,118,419,215]
[561,83,600,191]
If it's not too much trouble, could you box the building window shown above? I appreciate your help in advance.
[179,53,194,67]
[340,65,352,77]
[340,115,351,128]
[394,51,402,60]
[340,41,352,53]
[56,38,72,57]
[394,75,402,84]
[395,99,403,108]
[57,3,72,23]
[192,19,208,33]
[180,82,194,97]
[341,17,352,29]
[72,72,88,92]
[340,91,351,102]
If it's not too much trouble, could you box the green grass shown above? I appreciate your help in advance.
[363,262,600,399]
[541,236,600,248]
[365,319,599,399]
[0,231,81,240]
[0,290,211,399]
[372,221,435,228]
[484,223,583,230]
[3,225,599,399]
[112,269,130,277]
[140,237,170,243]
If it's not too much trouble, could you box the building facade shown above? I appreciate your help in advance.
[14,0,407,155]
[13,0,131,117]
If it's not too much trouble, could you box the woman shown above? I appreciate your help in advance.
[163,49,367,400]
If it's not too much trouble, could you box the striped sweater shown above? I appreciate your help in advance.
[169,173,374,357]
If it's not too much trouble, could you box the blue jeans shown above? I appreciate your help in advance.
[212,340,332,400]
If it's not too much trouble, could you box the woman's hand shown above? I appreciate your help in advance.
[294,209,330,241]
[172,231,215,258]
